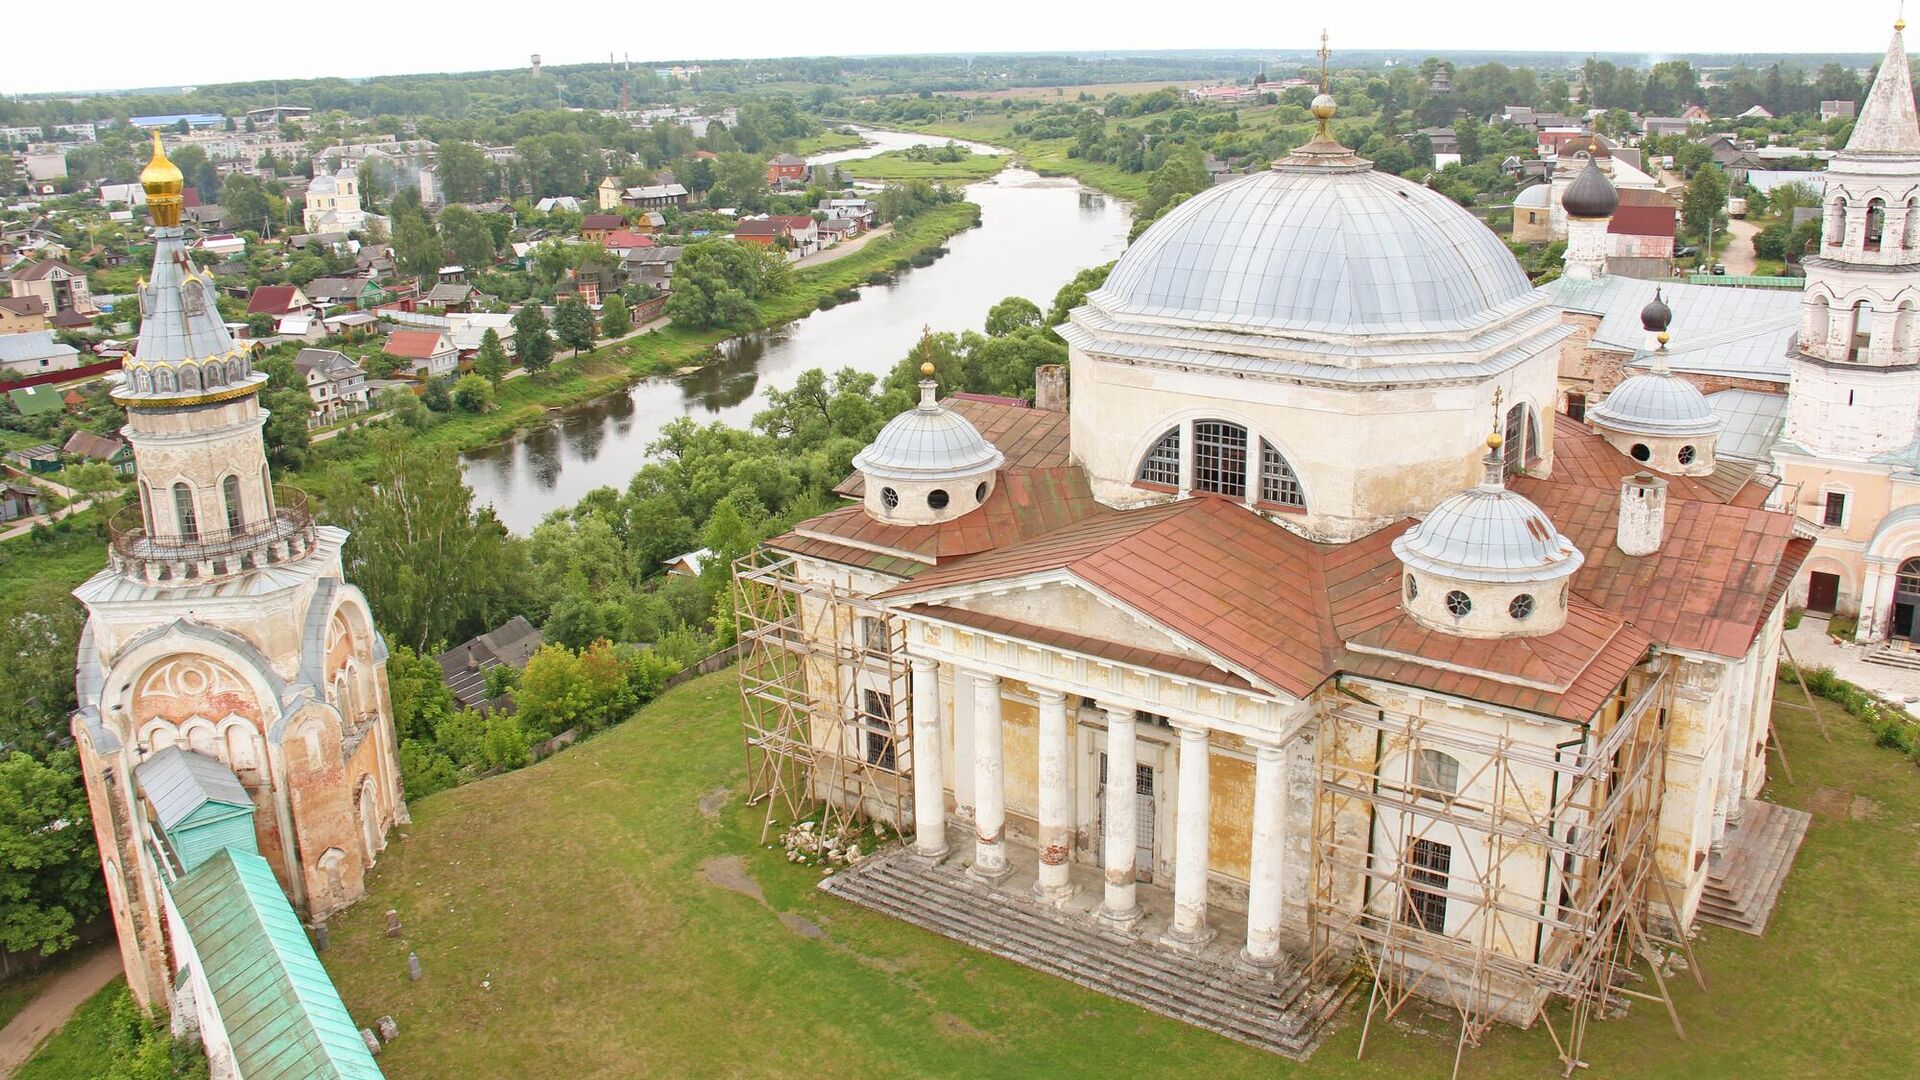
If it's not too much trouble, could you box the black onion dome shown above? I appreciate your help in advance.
[1640,288,1673,332]
[1562,157,1619,219]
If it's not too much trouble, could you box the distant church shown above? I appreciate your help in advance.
[738,49,1813,1071]
[70,135,401,1077]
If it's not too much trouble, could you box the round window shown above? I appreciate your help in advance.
[881,487,899,509]
[1677,445,1696,465]
[975,481,988,503]
[1405,575,1419,601]
[928,489,950,510]
[1509,593,1535,620]
[1445,590,1472,617]
[1630,443,1652,462]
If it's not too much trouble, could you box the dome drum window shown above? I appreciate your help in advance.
[927,489,949,510]
[880,487,899,509]
[1509,593,1535,620]
[1677,445,1696,465]
[1193,421,1248,499]
[1630,444,1651,462]
[1444,590,1473,617]
[1138,428,1181,488]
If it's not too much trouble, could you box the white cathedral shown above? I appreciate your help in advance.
[737,59,1818,1069]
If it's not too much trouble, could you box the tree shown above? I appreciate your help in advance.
[334,431,533,652]
[664,239,789,329]
[437,205,496,270]
[452,373,494,412]
[377,385,430,429]
[0,584,85,756]
[1683,163,1730,246]
[708,151,771,211]
[553,297,598,356]
[1141,148,1210,219]
[220,173,277,235]
[0,750,102,957]
[436,139,495,202]
[392,212,442,281]
[984,296,1042,337]
[600,294,632,338]
[263,387,312,468]
[512,303,554,373]
[474,327,510,383]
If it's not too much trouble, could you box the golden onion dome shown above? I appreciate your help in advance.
[140,132,185,227]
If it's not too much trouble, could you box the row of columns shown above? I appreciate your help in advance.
[907,657,1296,966]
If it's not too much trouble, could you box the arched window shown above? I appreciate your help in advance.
[135,368,153,394]
[173,482,198,539]
[156,367,176,393]
[1137,427,1181,488]
[1807,294,1831,356]
[1258,439,1305,508]
[1850,301,1874,361]
[1503,402,1539,476]
[1192,420,1248,498]
[179,363,200,391]
[1898,557,1920,597]
[222,474,242,531]
[1866,199,1887,251]
[1415,749,1461,798]
[228,358,246,383]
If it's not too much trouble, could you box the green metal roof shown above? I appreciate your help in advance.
[170,849,384,1080]
[7,384,65,416]
[137,748,259,873]
[1684,273,1805,289]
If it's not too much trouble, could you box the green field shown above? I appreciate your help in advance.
[838,149,1011,183]
[306,668,1920,1079]
[792,130,867,155]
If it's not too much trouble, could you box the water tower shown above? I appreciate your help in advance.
[531,53,543,75]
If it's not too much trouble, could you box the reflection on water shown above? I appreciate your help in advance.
[464,158,1133,532]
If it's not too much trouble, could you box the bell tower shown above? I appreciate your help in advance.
[70,135,406,1010]
[1786,20,1920,459]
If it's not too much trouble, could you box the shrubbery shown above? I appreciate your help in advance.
[1780,663,1920,763]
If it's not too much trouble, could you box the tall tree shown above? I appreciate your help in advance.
[474,327,510,383]
[553,298,598,356]
[0,584,84,756]
[512,303,554,373]
[335,431,532,652]
[600,294,632,338]
[0,750,103,957]
[1682,164,1729,246]
[435,139,495,202]
[437,205,496,270]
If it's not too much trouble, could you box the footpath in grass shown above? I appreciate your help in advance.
[13,978,124,1080]
[318,668,1920,1080]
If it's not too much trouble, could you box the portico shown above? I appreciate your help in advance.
[898,605,1315,967]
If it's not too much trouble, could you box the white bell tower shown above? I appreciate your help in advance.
[1786,20,1920,460]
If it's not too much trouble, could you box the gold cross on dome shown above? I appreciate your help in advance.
[1491,386,1504,432]
[1318,30,1330,93]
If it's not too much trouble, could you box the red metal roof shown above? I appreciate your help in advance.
[1608,204,1677,239]
[246,285,302,315]
[384,329,449,359]
[1545,414,1765,507]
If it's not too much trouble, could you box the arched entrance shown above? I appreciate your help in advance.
[1892,558,1920,641]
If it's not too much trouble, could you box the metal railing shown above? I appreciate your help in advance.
[108,484,315,580]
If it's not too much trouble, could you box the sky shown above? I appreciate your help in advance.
[3,0,1904,95]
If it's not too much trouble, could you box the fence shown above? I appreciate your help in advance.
[1,357,121,391]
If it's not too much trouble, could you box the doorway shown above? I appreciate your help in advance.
[1895,559,1920,642]
[1805,571,1840,614]
[1097,752,1155,883]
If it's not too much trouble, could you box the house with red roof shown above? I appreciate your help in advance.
[246,285,312,318]
[602,230,656,256]
[383,329,459,379]
[8,258,95,319]
[580,214,623,243]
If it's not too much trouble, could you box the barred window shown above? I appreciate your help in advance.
[1193,421,1248,497]
[861,689,895,771]
[1259,439,1304,508]
[1138,427,1181,487]
[1403,838,1452,933]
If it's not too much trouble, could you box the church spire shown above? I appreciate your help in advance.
[1846,19,1920,155]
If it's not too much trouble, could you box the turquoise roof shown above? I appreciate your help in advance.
[137,748,258,872]
[170,849,384,1080]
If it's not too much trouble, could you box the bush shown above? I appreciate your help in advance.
[452,373,494,413]
[1781,662,1920,765]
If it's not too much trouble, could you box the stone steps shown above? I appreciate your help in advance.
[822,852,1352,1059]
[1863,646,1920,671]
[1697,800,1811,936]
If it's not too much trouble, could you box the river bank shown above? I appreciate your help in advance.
[309,199,982,482]
[859,115,1154,203]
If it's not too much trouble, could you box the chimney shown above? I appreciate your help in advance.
[1617,471,1667,556]
[1033,364,1068,413]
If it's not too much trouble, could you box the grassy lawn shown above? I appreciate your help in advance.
[792,130,866,155]
[319,669,1920,1079]
[839,149,1010,183]
[14,978,125,1080]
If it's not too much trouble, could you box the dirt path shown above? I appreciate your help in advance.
[1722,218,1761,276]
[0,947,120,1077]
[793,225,894,269]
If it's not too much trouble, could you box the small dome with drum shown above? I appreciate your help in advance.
[854,361,1005,525]
[1587,291,1723,476]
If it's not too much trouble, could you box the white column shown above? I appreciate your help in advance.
[1857,564,1884,642]
[951,670,975,820]
[909,657,948,860]
[1034,689,1073,902]
[1097,704,1142,928]
[1163,722,1215,950]
[1241,739,1287,967]
[968,673,1011,884]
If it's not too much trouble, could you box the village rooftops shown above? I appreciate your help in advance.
[383,329,450,359]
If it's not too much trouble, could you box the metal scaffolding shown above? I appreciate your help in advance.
[1305,666,1703,1078]
[733,553,914,843]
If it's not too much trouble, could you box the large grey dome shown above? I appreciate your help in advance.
[1091,166,1536,338]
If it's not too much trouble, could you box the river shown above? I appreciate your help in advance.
[461,129,1133,533]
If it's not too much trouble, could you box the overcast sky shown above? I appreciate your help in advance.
[3,0,1903,95]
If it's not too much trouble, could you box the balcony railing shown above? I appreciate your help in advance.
[108,485,317,583]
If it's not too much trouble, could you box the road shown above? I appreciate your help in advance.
[1722,218,1761,276]
[0,946,120,1078]
[793,225,894,268]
